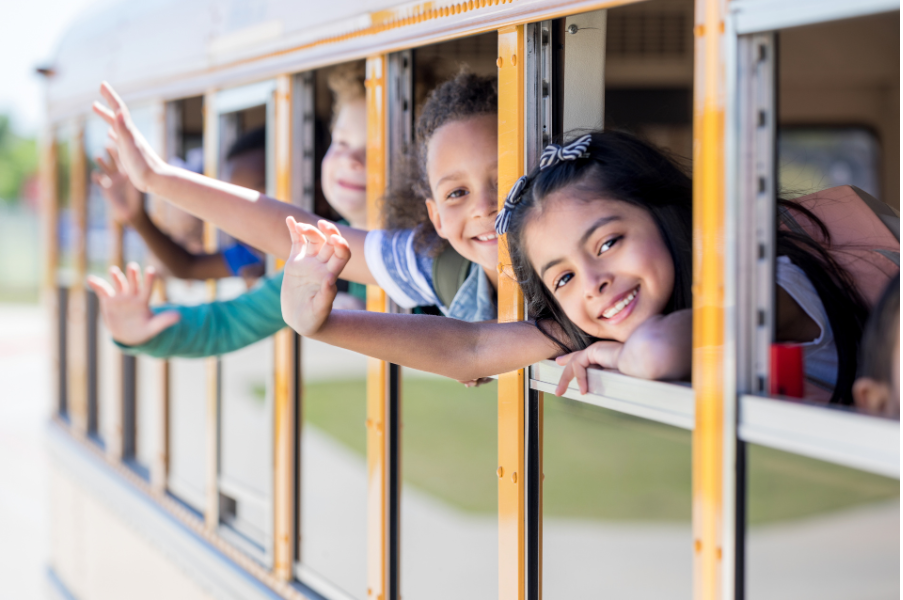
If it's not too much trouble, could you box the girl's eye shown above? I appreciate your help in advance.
[554,273,573,291]
[446,188,467,200]
[598,235,622,255]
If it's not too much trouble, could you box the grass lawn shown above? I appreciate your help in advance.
[303,377,898,524]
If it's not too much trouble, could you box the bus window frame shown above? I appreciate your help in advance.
[207,78,279,566]
[726,2,901,480]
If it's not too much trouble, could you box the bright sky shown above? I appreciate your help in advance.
[1,0,102,136]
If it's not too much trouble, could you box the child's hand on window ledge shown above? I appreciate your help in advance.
[554,309,693,395]
[87,263,181,346]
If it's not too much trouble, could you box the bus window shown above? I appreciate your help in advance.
[604,0,694,159]
[778,128,881,200]
[54,127,72,417]
[376,35,501,600]
[84,115,117,447]
[162,96,210,513]
[543,397,692,597]
[212,82,276,557]
[769,12,900,410]
[745,444,900,599]
[294,61,369,599]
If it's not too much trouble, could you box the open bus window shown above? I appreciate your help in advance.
[767,12,900,414]
[211,83,275,557]
[161,96,211,514]
[293,60,369,599]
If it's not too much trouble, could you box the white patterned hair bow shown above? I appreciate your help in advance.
[495,134,593,235]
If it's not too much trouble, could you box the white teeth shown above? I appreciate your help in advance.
[476,233,497,242]
[602,288,638,319]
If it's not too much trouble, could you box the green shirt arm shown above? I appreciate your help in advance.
[116,272,286,358]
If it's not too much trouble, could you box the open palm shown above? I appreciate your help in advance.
[87,263,180,346]
[281,218,351,337]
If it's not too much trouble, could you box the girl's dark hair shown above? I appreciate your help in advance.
[507,130,694,353]
[506,129,868,404]
[381,72,497,255]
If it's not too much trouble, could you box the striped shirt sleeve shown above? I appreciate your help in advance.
[363,229,440,309]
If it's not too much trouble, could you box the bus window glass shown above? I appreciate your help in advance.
[771,13,899,410]
[298,341,368,598]
[778,128,881,200]
[604,0,694,159]
[166,281,210,513]
[159,97,208,512]
[400,372,498,600]
[746,444,900,599]
[390,36,500,600]
[214,96,273,552]
[296,62,368,597]
[543,397,692,598]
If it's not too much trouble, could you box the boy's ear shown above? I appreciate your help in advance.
[425,199,449,240]
[852,377,892,416]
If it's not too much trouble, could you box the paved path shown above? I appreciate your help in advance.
[0,303,50,600]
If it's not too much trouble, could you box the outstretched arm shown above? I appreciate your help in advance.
[281,218,562,381]
[94,149,232,279]
[92,82,376,286]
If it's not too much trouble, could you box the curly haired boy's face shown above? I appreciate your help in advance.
[424,115,499,280]
[322,99,367,227]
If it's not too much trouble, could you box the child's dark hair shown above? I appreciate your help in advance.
[507,130,694,353]
[226,127,266,161]
[506,130,869,403]
[858,273,899,384]
[381,72,497,255]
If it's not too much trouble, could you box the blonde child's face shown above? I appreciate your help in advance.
[424,115,499,277]
[322,99,367,227]
[525,191,675,342]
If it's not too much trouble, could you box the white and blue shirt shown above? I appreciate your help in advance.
[364,228,497,322]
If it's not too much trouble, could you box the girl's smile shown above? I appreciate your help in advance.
[525,191,674,342]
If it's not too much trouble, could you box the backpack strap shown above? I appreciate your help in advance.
[431,245,472,308]
[850,186,900,242]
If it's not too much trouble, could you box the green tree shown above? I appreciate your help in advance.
[0,114,39,205]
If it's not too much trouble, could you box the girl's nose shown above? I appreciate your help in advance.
[584,270,611,299]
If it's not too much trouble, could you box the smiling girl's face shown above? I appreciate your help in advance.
[424,114,499,287]
[524,188,675,342]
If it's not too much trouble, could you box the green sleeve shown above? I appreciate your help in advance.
[116,272,286,358]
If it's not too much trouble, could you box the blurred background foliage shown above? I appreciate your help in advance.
[0,114,38,205]
[0,112,41,302]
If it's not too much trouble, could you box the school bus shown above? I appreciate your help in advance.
[41,1,899,599]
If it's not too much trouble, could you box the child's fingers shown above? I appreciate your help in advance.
[140,265,158,304]
[147,311,181,337]
[286,216,301,245]
[325,235,351,275]
[92,101,115,125]
[126,262,141,294]
[554,362,574,396]
[109,265,128,294]
[96,155,115,177]
[317,220,341,238]
[555,352,575,366]
[87,275,114,299]
[99,82,127,116]
[91,171,109,188]
[295,222,327,254]
[107,144,121,166]
[107,129,119,143]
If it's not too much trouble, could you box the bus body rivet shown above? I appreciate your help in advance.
[511,472,517,483]
[497,466,504,477]
[496,57,503,68]
[694,539,702,553]
[511,54,517,66]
